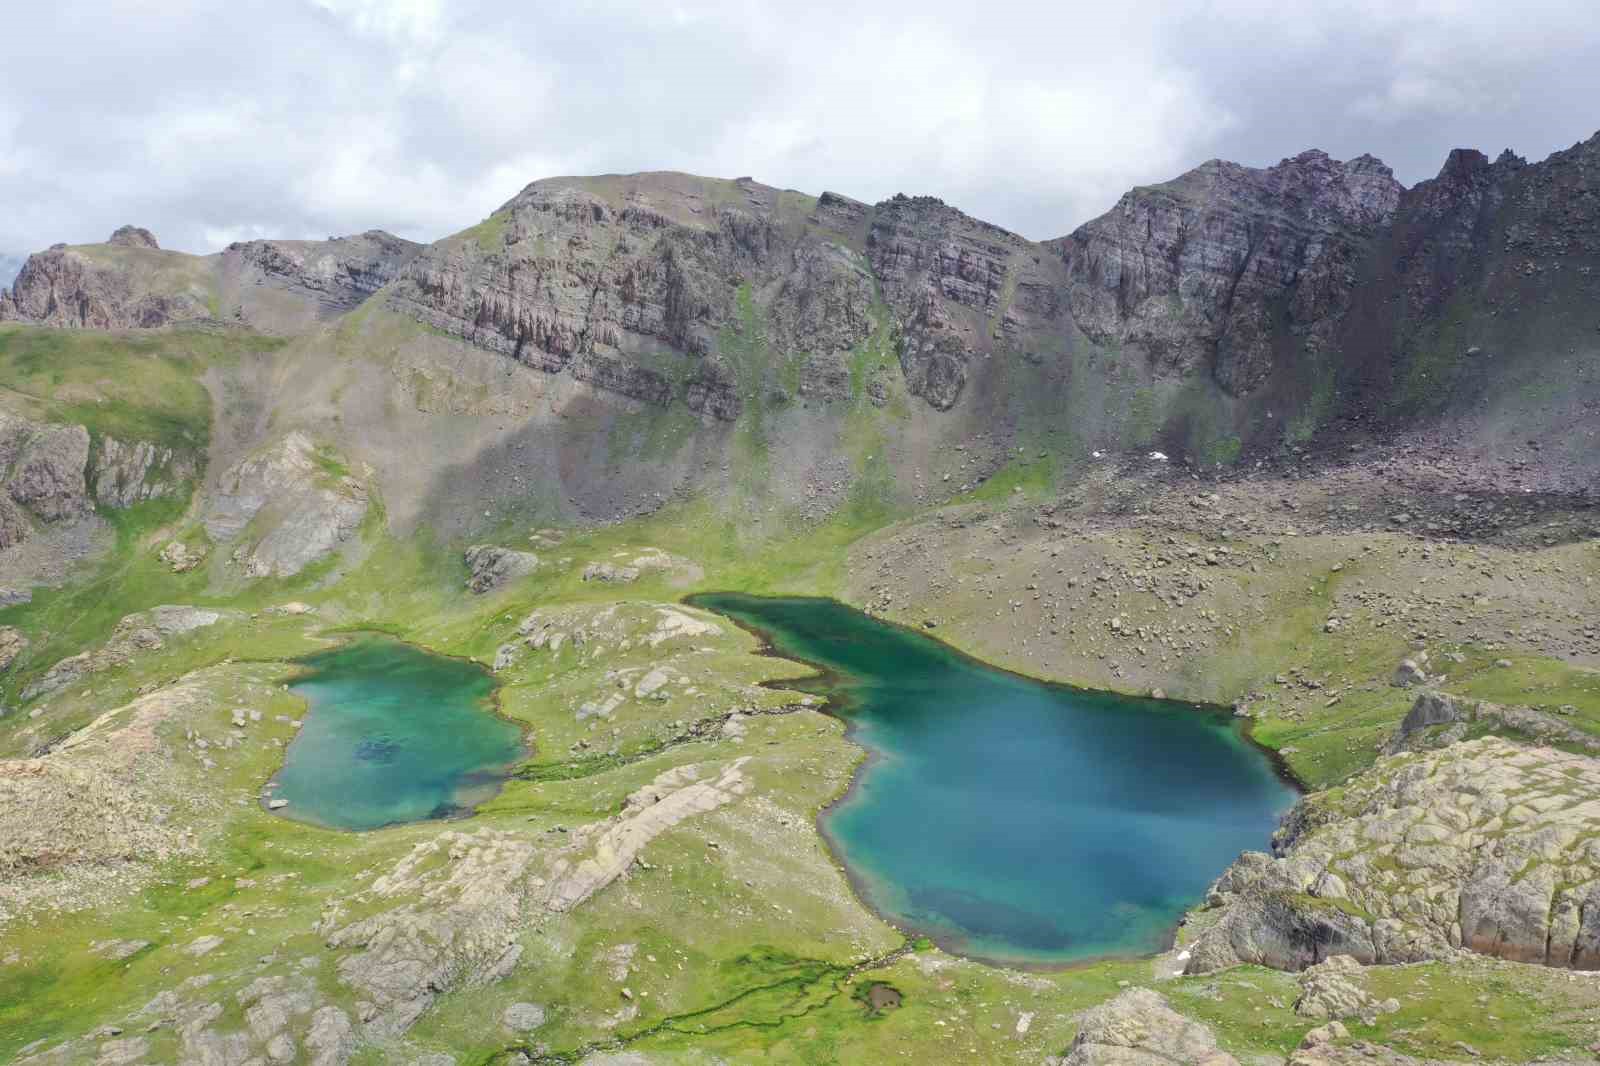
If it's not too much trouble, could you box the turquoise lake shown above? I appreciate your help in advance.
[271,637,524,831]
[692,593,1298,966]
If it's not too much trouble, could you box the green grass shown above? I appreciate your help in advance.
[0,325,272,451]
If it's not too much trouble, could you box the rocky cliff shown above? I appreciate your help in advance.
[1051,150,1403,394]
[0,229,211,329]
[381,172,1084,418]
[6,133,1599,484]
[221,230,423,316]
[1186,735,1600,974]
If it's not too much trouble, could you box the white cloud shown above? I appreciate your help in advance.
[2,0,1598,258]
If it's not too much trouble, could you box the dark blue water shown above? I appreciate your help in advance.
[692,594,1297,965]
[272,637,524,830]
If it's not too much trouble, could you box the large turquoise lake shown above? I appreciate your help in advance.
[271,637,524,830]
[692,593,1297,966]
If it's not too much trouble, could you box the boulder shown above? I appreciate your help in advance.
[464,545,539,593]
[1061,987,1239,1065]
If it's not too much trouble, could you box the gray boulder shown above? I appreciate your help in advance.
[464,545,539,593]
[1061,987,1239,1065]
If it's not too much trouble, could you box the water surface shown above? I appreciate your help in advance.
[692,593,1296,966]
[272,637,524,830]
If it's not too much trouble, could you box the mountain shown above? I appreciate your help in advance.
[1,134,1599,1066]
[7,137,1597,522]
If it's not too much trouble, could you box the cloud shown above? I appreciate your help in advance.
[2,0,1597,258]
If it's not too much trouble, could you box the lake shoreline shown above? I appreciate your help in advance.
[687,590,1301,971]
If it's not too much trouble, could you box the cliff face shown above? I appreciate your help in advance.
[385,173,887,419]
[1051,150,1403,395]
[866,194,1073,409]
[6,133,1598,480]
[0,230,211,329]
[382,174,1083,417]
[222,230,423,316]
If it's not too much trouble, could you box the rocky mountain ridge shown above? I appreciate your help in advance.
[3,131,1598,517]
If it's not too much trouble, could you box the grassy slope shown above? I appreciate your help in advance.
[1,315,1598,1063]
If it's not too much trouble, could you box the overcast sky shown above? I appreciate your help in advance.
[3,0,1599,263]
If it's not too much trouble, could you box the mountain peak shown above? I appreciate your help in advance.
[107,225,159,250]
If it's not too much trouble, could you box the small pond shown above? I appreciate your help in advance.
[692,593,1297,966]
[270,637,524,830]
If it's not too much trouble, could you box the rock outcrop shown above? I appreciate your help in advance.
[866,193,1074,409]
[1053,150,1402,394]
[1386,689,1600,755]
[1059,987,1238,1065]
[318,756,752,1038]
[386,173,883,414]
[22,605,226,701]
[386,172,1078,416]
[92,435,198,507]
[108,225,159,250]
[0,676,226,922]
[205,433,368,578]
[463,544,539,593]
[0,230,210,329]
[224,230,423,315]
[0,412,92,523]
[1186,737,1600,974]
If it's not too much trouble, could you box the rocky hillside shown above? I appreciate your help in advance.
[5,135,1598,527]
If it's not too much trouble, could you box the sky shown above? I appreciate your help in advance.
[3,0,1600,265]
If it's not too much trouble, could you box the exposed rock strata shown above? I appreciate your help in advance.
[385,172,1075,415]
[1187,737,1600,974]
[867,193,1073,409]
[1053,150,1402,394]
[0,229,210,328]
[224,230,422,315]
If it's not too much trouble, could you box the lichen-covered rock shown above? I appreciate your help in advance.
[1060,987,1238,1065]
[0,414,91,521]
[92,436,197,508]
[206,433,368,578]
[464,544,539,593]
[159,540,209,572]
[1187,737,1600,974]
[1294,955,1392,1022]
[320,757,752,1038]
[582,561,639,583]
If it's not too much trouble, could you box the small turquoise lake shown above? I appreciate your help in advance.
[692,593,1297,966]
[271,637,524,831]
